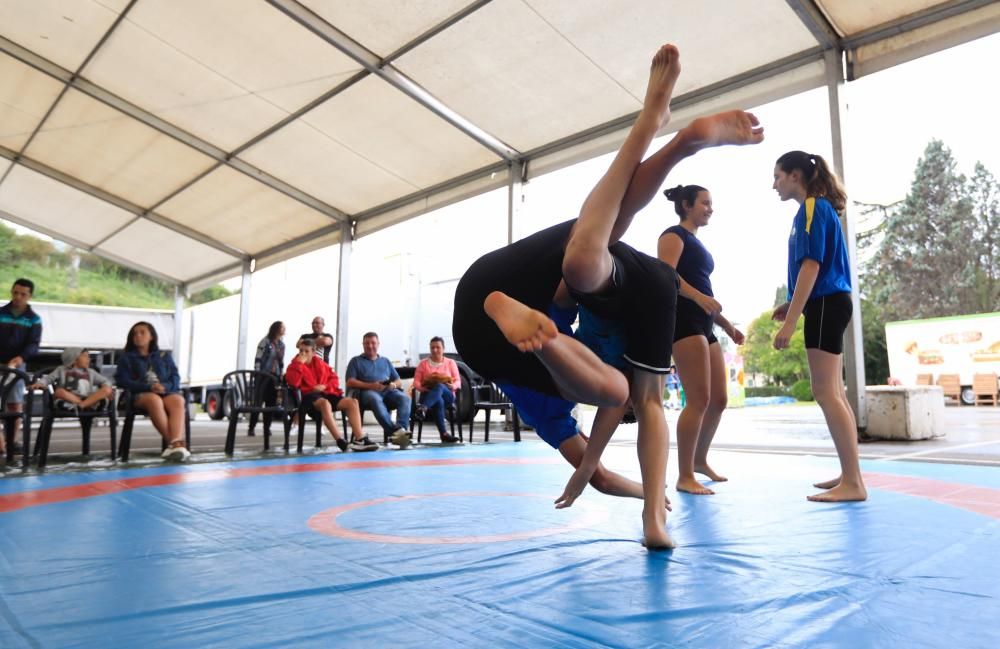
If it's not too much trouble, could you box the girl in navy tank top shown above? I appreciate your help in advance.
[658,184,744,495]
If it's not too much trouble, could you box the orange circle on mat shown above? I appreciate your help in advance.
[308,491,609,544]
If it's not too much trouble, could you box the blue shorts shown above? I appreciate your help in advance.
[498,382,578,449]
[574,306,628,370]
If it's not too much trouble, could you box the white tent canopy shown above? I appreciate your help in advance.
[2,0,997,291]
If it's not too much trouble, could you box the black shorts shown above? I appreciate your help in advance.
[568,243,678,374]
[453,220,574,396]
[302,393,344,412]
[673,297,717,344]
[803,292,852,354]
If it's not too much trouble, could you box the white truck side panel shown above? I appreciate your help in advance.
[885,311,1000,385]
[31,302,174,351]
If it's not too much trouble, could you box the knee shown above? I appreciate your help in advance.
[343,398,359,413]
[315,399,331,413]
[682,390,709,413]
[708,392,728,413]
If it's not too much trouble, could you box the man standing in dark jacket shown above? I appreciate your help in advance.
[1,278,42,454]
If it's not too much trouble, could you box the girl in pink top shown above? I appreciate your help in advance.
[413,337,462,443]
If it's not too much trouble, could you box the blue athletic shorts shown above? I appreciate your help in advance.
[498,382,578,449]
[574,305,628,370]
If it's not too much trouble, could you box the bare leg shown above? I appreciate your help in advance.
[557,408,672,510]
[484,291,628,406]
[694,342,729,482]
[672,336,714,494]
[162,394,186,446]
[813,369,855,489]
[313,398,345,443]
[79,385,114,409]
[563,44,681,294]
[134,393,171,443]
[335,398,364,440]
[806,350,867,502]
[632,370,674,549]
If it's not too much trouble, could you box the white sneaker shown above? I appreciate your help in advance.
[161,446,191,462]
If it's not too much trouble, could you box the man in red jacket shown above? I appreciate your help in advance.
[285,339,378,452]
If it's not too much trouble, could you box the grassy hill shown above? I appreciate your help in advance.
[1,222,231,308]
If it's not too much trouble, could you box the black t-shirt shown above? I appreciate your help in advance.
[299,332,333,363]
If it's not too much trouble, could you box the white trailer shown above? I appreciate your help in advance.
[885,311,1000,405]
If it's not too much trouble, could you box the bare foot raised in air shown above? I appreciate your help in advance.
[676,476,714,495]
[484,291,558,352]
[695,463,728,482]
[813,476,840,490]
[678,110,765,154]
[641,44,682,130]
[807,482,868,502]
[642,507,676,550]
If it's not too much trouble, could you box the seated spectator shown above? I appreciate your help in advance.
[1,278,42,456]
[413,337,461,444]
[31,348,114,411]
[285,338,377,452]
[345,332,411,447]
[115,322,190,462]
[298,316,334,363]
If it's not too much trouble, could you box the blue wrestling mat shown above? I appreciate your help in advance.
[1,443,998,648]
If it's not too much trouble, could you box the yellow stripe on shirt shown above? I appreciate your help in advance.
[804,196,816,234]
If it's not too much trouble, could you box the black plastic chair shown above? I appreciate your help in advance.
[1,367,33,467]
[33,369,117,469]
[469,381,520,443]
[289,388,340,453]
[117,389,192,462]
[411,387,463,443]
[223,370,291,455]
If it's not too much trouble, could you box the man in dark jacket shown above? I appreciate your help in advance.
[1,278,42,454]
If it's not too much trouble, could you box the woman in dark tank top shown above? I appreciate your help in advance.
[658,184,744,495]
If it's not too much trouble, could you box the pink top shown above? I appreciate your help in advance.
[413,357,461,392]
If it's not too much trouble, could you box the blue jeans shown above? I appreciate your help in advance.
[358,388,411,433]
[420,384,455,434]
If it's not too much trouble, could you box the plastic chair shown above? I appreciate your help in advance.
[0,367,33,467]
[33,368,117,469]
[289,388,347,453]
[117,389,192,461]
[223,370,292,455]
[468,381,520,443]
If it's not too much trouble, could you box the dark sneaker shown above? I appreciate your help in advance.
[439,433,460,445]
[350,436,379,452]
[336,437,349,452]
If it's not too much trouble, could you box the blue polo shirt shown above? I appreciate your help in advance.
[787,196,852,300]
[345,354,399,384]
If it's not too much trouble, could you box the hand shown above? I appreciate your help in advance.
[440,375,453,385]
[772,302,790,322]
[151,382,166,394]
[729,327,746,345]
[555,465,593,509]
[313,384,326,393]
[29,382,44,390]
[773,322,795,350]
[696,294,722,316]
[65,394,83,405]
[296,351,310,363]
[8,356,23,368]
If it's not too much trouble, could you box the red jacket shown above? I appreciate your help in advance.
[285,356,343,396]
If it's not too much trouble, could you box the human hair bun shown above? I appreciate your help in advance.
[663,184,685,201]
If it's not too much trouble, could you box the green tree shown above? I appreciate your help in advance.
[865,140,992,320]
[742,306,809,386]
[969,162,1000,311]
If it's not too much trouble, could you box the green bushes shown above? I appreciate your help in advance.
[744,386,791,398]
[790,379,814,402]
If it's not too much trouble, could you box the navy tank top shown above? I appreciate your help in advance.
[662,225,714,297]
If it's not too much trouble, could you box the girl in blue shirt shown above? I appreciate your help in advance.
[772,150,866,502]
[116,321,189,462]
[659,184,745,495]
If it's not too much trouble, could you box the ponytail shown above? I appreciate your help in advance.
[775,151,847,214]
[663,184,708,220]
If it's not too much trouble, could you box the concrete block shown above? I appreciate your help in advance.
[865,386,946,440]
